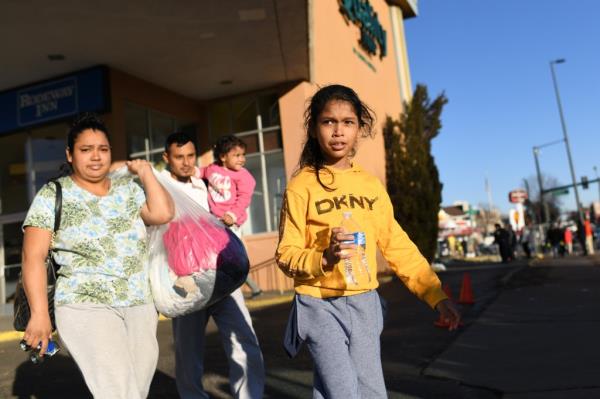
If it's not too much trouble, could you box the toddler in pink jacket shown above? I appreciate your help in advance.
[196,135,262,297]
[196,135,256,229]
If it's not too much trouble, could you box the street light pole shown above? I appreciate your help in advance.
[549,59,585,225]
[594,166,600,204]
[533,146,550,223]
[522,178,530,199]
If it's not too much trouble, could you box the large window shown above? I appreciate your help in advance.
[207,92,285,235]
[0,124,67,282]
[125,103,196,163]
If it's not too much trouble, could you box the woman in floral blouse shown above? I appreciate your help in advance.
[21,113,174,399]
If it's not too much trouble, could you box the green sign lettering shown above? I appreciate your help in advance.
[340,0,387,59]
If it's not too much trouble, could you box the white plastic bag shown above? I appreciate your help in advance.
[113,166,249,317]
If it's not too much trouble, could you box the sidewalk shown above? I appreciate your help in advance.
[423,255,600,398]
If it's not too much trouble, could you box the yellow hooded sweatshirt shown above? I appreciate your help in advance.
[276,164,447,309]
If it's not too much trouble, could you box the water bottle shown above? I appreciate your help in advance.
[20,339,60,364]
[340,211,371,286]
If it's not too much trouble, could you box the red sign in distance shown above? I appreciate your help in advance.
[508,189,528,204]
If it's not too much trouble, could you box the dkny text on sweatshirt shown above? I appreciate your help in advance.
[275,164,447,308]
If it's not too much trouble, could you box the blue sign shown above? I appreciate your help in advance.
[0,66,109,135]
[18,78,78,126]
[340,0,387,59]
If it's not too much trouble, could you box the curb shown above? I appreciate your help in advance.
[499,264,527,286]
[497,258,536,286]
[0,330,22,343]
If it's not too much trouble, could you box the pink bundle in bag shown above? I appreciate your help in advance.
[162,216,232,276]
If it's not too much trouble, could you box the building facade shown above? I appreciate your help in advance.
[0,0,417,293]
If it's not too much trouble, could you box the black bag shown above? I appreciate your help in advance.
[13,181,62,332]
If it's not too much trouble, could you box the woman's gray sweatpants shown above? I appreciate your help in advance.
[296,290,386,399]
[55,303,159,399]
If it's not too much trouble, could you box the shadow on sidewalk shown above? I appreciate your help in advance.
[12,354,91,399]
[11,354,178,399]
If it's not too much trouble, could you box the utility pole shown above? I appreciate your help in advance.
[532,146,550,223]
[549,58,585,226]
[522,178,534,224]
[522,178,530,196]
[594,166,600,204]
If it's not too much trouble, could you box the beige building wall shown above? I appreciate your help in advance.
[310,0,408,183]
[278,81,316,178]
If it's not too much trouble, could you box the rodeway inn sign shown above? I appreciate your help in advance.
[18,78,78,126]
[339,0,387,59]
[0,66,109,134]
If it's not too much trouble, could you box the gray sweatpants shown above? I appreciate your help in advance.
[55,303,159,399]
[296,291,386,399]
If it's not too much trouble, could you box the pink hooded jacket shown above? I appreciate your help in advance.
[195,164,256,226]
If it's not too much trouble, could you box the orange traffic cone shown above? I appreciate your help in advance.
[458,272,475,305]
[434,284,454,327]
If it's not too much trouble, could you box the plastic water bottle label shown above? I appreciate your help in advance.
[352,232,366,246]
[45,341,59,355]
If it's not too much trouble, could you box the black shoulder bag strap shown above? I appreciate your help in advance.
[52,180,62,232]
[49,180,62,276]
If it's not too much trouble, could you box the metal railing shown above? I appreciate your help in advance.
[0,212,26,304]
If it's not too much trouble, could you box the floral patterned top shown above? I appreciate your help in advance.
[23,175,151,307]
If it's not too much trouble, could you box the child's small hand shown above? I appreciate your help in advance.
[222,214,235,226]
[323,227,356,271]
[435,299,461,331]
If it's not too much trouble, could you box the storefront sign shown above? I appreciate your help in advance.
[0,66,109,134]
[18,78,78,126]
[340,0,387,59]
[352,47,376,72]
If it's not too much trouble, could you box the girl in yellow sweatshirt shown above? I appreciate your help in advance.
[276,84,460,398]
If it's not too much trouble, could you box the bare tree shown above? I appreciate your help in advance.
[523,174,563,223]
[476,203,502,234]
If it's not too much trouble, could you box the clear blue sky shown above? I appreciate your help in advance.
[404,0,600,214]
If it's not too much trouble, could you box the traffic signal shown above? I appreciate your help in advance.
[582,176,589,189]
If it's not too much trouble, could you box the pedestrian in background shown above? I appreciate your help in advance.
[584,218,595,255]
[546,224,563,258]
[21,114,174,399]
[447,235,456,257]
[564,227,573,255]
[493,223,510,263]
[576,220,587,256]
[276,85,460,399]
[506,223,517,260]
[460,237,468,257]
[521,223,533,259]
[163,133,265,399]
